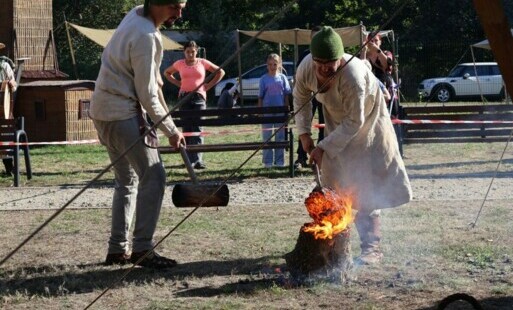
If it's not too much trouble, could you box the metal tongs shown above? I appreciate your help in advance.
[312,162,323,193]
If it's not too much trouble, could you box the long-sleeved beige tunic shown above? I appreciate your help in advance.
[293,53,412,212]
[90,5,177,138]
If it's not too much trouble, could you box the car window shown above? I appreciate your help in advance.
[448,66,466,77]
[243,66,268,79]
[449,66,478,77]
[475,66,490,76]
[283,64,295,76]
[462,66,477,76]
[490,65,501,75]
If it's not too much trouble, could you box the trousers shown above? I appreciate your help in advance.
[179,92,206,164]
[93,116,166,254]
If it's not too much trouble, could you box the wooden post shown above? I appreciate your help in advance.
[473,0,513,100]
[236,29,243,106]
[63,17,79,80]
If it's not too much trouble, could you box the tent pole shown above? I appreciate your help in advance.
[294,29,298,87]
[359,22,365,46]
[390,31,400,106]
[64,17,79,80]
[470,45,486,104]
[236,29,244,106]
[278,43,282,63]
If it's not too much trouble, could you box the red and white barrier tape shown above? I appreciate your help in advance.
[0,139,100,146]
[3,119,513,146]
[391,119,513,125]
[0,126,290,145]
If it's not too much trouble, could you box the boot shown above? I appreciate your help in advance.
[2,158,13,176]
[355,211,383,265]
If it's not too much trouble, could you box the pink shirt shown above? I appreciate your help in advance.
[172,58,214,99]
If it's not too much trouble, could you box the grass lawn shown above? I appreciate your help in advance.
[1,104,513,309]
[1,198,512,309]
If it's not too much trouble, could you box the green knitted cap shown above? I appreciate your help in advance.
[144,0,187,15]
[310,26,344,61]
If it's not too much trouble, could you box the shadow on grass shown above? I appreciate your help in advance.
[173,278,278,297]
[406,158,513,171]
[0,256,282,297]
[166,166,297,183]
[408,171,513,179]
[405,158,513,179]
[417,293,513,310]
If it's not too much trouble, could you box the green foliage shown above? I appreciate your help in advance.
[52,0,143,80]
[50,0,513,99]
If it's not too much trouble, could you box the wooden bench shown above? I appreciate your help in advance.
[158,106,295,177]
[0,117,32,186]
[398,104,513,147]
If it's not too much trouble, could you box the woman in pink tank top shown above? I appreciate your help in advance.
[165,41,224,169]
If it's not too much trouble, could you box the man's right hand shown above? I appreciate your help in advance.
[168,131,185,149]
[299,133,315,155]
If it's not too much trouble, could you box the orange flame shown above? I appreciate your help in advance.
[302,189,353,240]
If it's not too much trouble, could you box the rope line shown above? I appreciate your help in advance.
[0,1,411,309]
[83,2,298,308]
[469,129,513,229]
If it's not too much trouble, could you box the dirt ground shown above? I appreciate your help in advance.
[1,142,513,309]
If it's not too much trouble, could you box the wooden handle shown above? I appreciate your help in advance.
[179,144,198,184]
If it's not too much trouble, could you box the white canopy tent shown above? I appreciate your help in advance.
[472,29,513,50]
[235,25,395,103]
[469,30,513,102]
[68,22,183,50]
[237,26,394,67]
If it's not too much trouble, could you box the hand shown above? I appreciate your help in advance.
[299,133,314,155]
[8,80,17,90]
[168,131,185,149]
[309,146,324,169]
[367,41,379,52]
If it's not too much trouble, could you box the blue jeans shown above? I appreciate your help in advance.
[179,92,206,164]
[262,123,285,166]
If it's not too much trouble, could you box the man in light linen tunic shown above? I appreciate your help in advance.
[293,26,412,265]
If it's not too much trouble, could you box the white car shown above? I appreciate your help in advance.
[215,62,295,101]
[418,62,504,102]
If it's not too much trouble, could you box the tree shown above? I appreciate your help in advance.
[53,0,142,80]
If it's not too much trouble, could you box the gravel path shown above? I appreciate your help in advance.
[1,175,512,211]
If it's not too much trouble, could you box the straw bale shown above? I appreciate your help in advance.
[12,0,55,70]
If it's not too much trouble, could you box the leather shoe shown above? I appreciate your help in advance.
[105,252,131,265]
[193,162,206,169]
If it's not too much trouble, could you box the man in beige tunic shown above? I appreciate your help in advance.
[293,26,412,264]
[90,0,186,268]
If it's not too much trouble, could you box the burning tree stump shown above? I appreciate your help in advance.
[284,229,352,284]
[284,189,354,284]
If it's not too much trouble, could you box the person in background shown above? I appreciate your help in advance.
[360,32,398,113]
[89,0,186,269]
[165,40,225,170]
[294,26,324,170]
[293,26,412,265]
[0,42,18,176]
[217,82,239,109]
[360,31,393,84]
[258,53,292,168]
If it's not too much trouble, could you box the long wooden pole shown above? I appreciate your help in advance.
[473,0,513,99]
[63,16,79,80]
[236,29,243,106]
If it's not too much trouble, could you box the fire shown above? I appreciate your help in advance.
[302,189,353,240]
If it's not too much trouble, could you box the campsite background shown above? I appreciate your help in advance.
[53,0,513,103]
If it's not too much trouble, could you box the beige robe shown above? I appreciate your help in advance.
[293,54,412,212]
